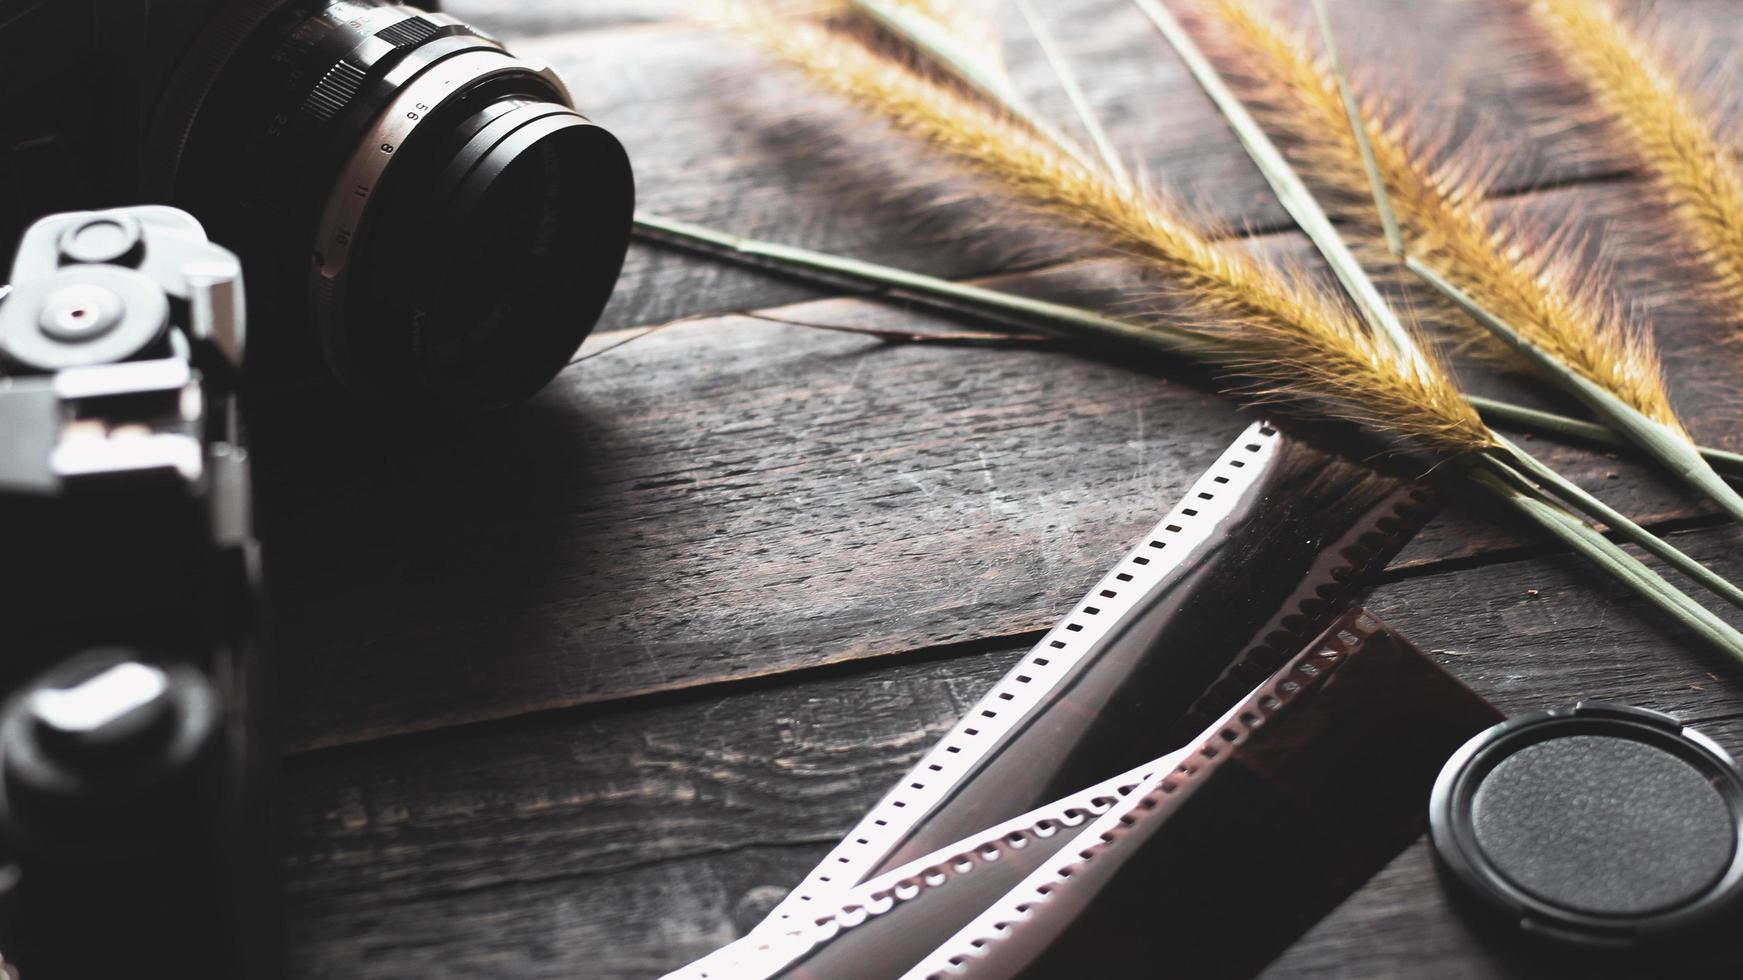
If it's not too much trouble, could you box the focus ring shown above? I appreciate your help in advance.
[290,10,460,143]
[302,60,368,122]
[309,47,542,388]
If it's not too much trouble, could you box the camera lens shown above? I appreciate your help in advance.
[152,1,634,407]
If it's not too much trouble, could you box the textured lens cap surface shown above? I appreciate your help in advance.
[1430,702,1743,949]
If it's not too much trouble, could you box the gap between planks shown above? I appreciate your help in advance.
[283,514,1733,762]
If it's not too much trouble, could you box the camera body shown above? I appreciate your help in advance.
[2,0,635,408]
[0,206,269,978]
[0,2,636,976]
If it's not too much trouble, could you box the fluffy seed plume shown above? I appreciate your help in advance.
[721,5,1491,456]
[1200,0,1684,433]
[1531,0,1743,310]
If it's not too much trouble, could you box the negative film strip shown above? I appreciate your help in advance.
[698,608,1501,980]
[670,421,1438,978]
[696,738,1203,978]
[906,609,1502,979]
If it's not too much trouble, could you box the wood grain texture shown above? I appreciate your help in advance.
[282,525,1743,978]
[265,177,1743,751]
[275,1,1743,977]
[1263,834,1743,980]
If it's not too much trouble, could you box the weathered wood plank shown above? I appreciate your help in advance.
[1263,835,1743,979]
[262,305,1246,749]
[264,174,1743,750]
[281,523,1743,978]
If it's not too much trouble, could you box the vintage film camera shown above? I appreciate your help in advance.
[2,0,635,407]
[0,207,267,977]
[0,1,637,976]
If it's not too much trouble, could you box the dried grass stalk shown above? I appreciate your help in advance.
[634,211,1743,477]
[723,5,1488,456]
[1532,0,1743,308]
[1203,0,1684,434]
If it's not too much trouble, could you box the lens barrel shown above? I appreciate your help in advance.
[160,1,634,406]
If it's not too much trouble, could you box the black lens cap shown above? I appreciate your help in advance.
[1429,702,1743,949]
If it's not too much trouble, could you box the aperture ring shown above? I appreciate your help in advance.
[308,48,562,389]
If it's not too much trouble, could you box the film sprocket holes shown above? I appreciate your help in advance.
[0,207,270,979]
[1,0,635,407]
[907,611,1501,980]
[718,609,1497,980]
[672,423,1451,979]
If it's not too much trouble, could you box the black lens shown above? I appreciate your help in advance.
[154,1,634,406]
[357,99,632,405]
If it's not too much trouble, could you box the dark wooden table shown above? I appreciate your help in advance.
[274,1,1743,976]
